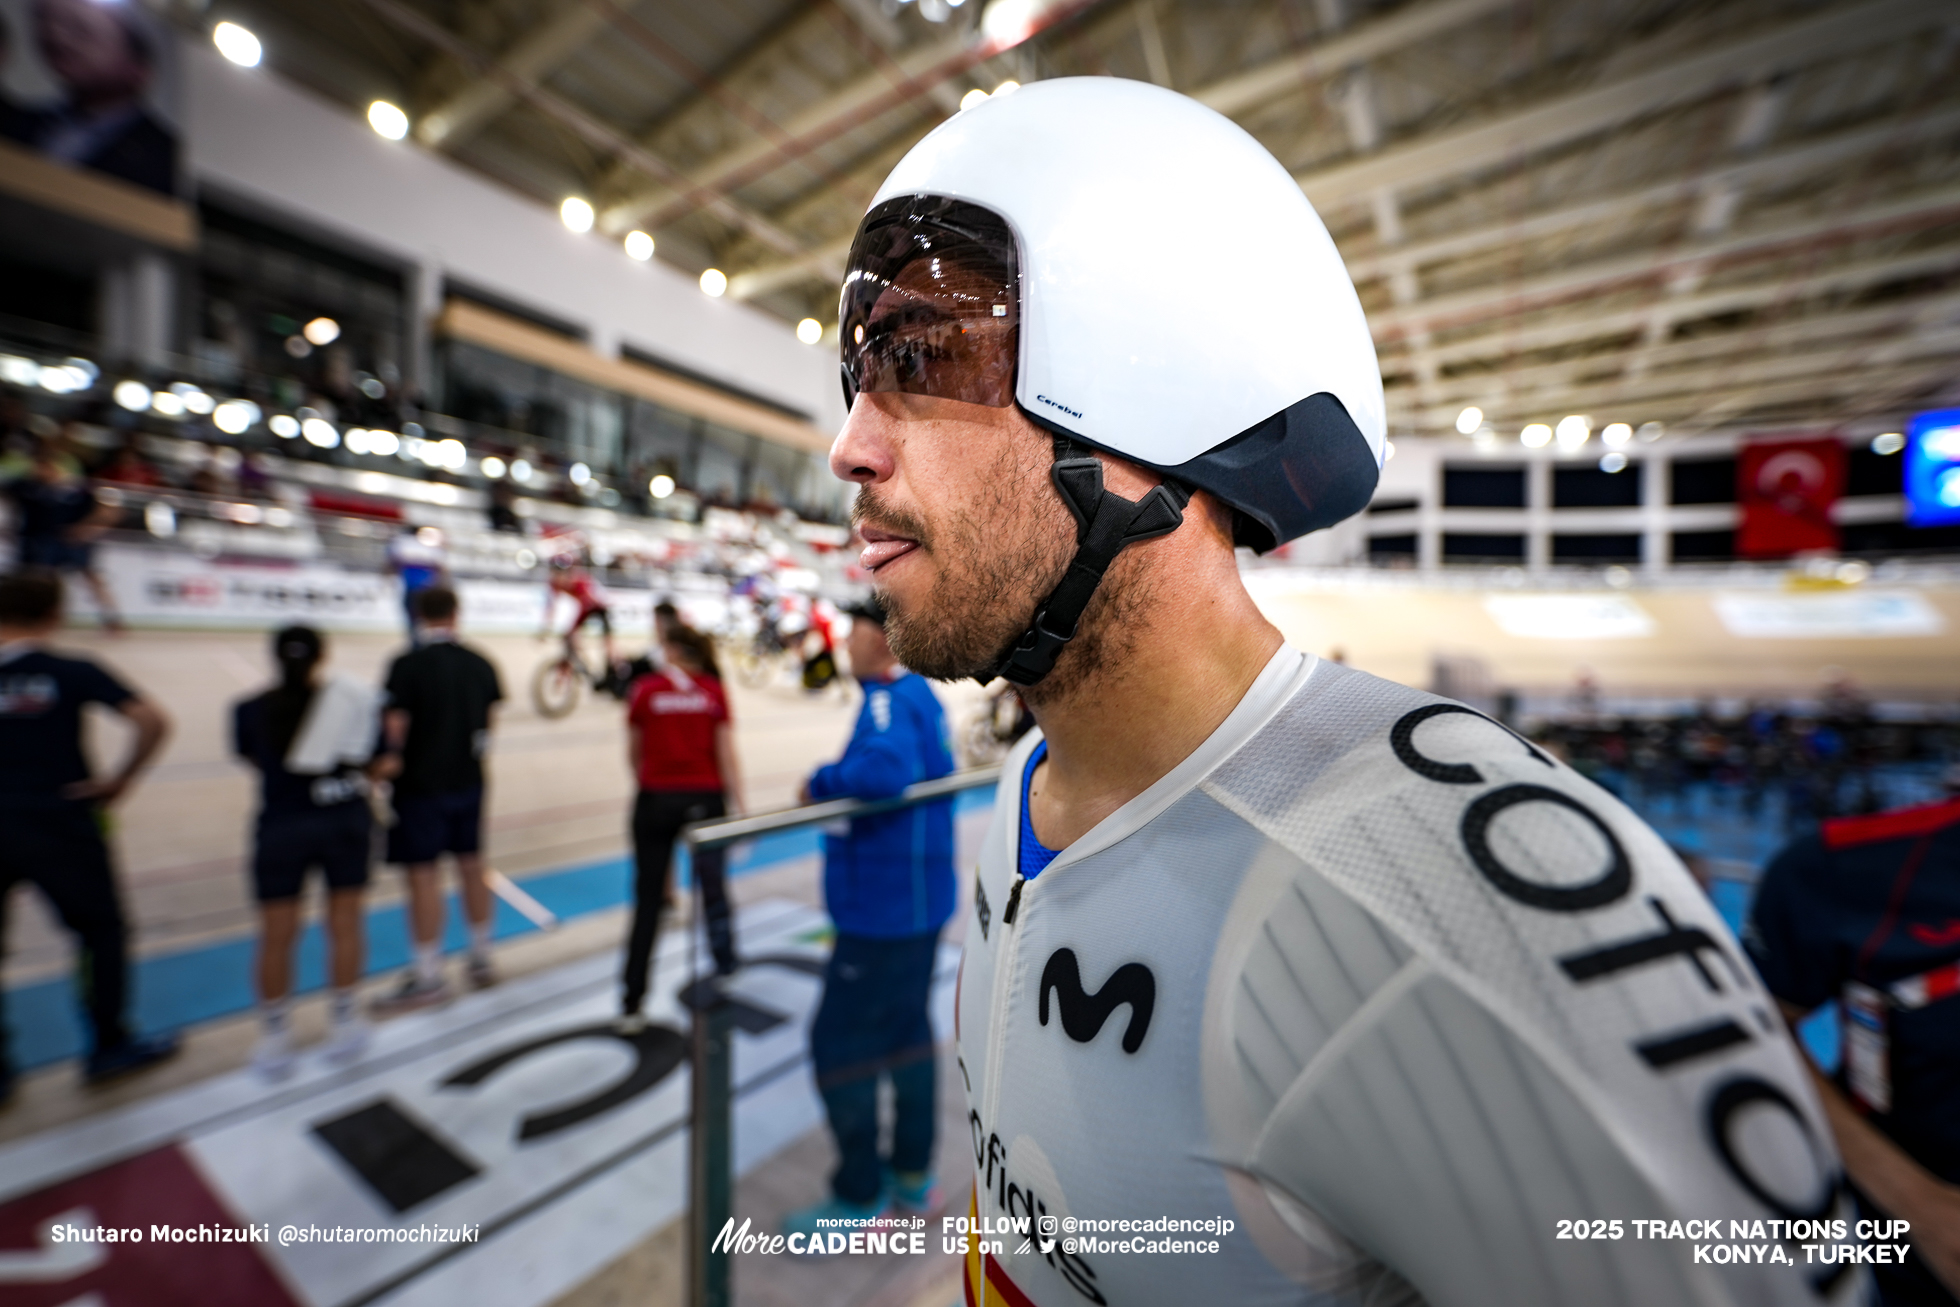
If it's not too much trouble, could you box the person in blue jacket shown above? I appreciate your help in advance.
[785,595,955,1237]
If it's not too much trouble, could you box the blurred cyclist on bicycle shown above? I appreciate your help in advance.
[542,555,616,674]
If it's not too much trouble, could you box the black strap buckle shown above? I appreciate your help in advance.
[987,437,1190,687]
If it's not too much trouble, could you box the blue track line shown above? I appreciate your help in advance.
[2,791,992,1071]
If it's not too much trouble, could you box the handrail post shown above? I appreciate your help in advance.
[687,956,733,1307]
[677,766,1000,1307]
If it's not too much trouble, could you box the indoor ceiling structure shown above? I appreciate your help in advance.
[196,0,1960,444]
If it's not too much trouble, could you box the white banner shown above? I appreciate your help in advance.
[1711,590,1947,639]
[1481,593,1657,639]
[66,545,698,635]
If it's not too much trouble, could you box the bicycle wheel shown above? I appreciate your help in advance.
[733,643,779,689]
[532,657,582,719]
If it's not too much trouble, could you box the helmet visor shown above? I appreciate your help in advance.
[840,195,1019,409]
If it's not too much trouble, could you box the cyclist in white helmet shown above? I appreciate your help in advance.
[830,78,1863,1307]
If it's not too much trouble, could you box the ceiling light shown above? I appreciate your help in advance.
[368,101,409,141]
[113,380,151,411]
[37,364,88,394]
[1871,431,1905,455]
[796,318,823,345]
[649,474,676,499]
[561,197,594,233]
[960,88,989,111]
[269,414,299,438]
[345,428,372,455]
[1600,451,1629,473]
[213,21,261,68]
[436,439,467,470]
[1520,423,1552,448]
[481,455,507,479]
[700,268,728,297]
[212,400,255,434]
[1555,414,1591,450]
[176,385,215,414]
[304,317,340,346]
[1455,406,1483,435]
[624,230,654,261]
[569,462,592,485]
[1636,421,1665,442]
[511,458,533,483]
[150,391,185,417]
[981,0,1046,47]
[302,418,340,448]
[366,429,400,456]
[1601,422,1633,448]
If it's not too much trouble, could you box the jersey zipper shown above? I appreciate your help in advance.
[979,872,1027,1195]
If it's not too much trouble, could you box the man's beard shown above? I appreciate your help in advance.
[853,443,1152,699]
[854,439,1071,683]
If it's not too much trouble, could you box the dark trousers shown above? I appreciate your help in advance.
[810,929,941,1205]
[0,803,131,1069]
[623,789,733,1013]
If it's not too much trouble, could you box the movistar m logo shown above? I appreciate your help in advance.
[1035,394,1083,420]
[1038,949,1154,1054]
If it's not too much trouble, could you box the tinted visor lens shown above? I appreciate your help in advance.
[840,195,1019,409]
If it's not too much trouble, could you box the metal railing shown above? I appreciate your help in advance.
[676,765,1001,1307]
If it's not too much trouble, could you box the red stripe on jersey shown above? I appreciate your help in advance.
[1930,965,1960,1002]
[1822,797,1960,850]
[1893,961,1960,1009]
[982,1253,1042,1307]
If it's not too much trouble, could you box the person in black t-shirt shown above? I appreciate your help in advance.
[234,626,382,1080]
[1747,783,1960,1305]
[0,571,175,1102]
[370,587,504,1012]
[3,445,123,631]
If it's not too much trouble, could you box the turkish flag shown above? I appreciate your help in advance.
[1737,437,1843,557]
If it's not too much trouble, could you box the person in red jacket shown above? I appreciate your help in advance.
[1747,777,1960,1305]
[619,625,743,1027]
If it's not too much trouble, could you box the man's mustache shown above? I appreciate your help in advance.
[853,487,933,551]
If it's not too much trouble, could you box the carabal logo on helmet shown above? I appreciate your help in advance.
[1035,394,1084,421]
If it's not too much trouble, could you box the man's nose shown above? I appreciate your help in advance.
[829,395,894,485]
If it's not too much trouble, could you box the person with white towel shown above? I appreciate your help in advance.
[233,625,383,1079]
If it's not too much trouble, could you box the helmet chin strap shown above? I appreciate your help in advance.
[986,436,1190,688]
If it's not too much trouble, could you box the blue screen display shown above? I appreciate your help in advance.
[1905,407,1960,527]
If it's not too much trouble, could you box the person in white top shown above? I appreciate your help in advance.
[827,78,1861,1307]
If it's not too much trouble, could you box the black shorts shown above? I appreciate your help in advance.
[388,787,484,865]
[253,804,373,902]
[22,537,94,572]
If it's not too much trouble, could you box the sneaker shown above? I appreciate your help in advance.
[321,1018,371,1066]
[252,1027,297,1081]
[887,1168,940,1216]
[782,1194,886,1250]
[85,1032,180,1085]
[466,955,498,991]
[370,973,451,1017]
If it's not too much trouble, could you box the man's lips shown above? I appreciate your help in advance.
[858,523,920,571]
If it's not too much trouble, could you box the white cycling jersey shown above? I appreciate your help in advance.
[956,646,1862,1307]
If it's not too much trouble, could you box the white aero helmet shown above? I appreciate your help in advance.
[840,77,1384,684]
